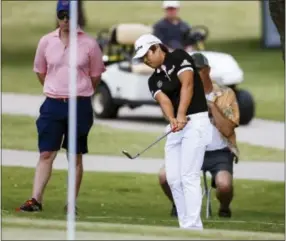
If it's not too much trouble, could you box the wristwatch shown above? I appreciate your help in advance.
[205,92,215,102]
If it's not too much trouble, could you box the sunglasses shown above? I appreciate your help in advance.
[57,10,69,20]
[166,7,177,11]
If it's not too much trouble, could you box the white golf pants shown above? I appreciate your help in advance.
[164,112,212,230]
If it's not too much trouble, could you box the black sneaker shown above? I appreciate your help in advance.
[218,208,232,218]
[64,204,78,216]
[170,204,177,217]
[16,198,42,212]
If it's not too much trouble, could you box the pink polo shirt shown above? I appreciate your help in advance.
[33,28,106,97]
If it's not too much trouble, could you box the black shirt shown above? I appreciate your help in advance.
[148,49,208,116]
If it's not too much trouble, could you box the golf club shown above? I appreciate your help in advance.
[122,117,190,159]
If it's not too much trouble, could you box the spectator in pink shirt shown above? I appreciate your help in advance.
[17,0,105,213]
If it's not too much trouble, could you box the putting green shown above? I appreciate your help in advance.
[2,218,284,240]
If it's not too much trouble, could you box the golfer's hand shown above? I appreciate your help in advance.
[169,118,179,132]
[207,101,214,116]
[176,115,188,132]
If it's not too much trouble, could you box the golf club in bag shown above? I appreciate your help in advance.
[122,117,190,159]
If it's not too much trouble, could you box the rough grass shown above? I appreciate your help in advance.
[2,114,284,161]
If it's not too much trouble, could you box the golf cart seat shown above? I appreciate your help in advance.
[110,23,154,75]
[112,23,153,45]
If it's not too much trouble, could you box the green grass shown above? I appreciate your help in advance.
[2,1,261,46]
[2,166,285,234]
[2,1,284,121]
[2,114,284,161]
[2,218,284,240]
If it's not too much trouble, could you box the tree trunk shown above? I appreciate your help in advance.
[56,0,86,29]
[269,0,285,61]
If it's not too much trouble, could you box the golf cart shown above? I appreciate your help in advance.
[93,23,255,125]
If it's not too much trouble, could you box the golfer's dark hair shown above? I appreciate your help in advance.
[159,44,169,53]
[150,44,169,53]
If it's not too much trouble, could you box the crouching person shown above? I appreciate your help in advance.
[159,53,240,218]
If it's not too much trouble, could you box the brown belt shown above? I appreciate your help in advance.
[48,96,90,103]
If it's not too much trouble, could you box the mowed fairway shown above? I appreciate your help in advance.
[2,1,284,121]
[2,166,285,235]
[2,114,284,161]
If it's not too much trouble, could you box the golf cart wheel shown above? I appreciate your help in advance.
[92,84,120,119]
[235,89,255,125]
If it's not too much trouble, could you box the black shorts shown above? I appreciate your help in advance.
[202,147,235,188]
[36,97,94,154]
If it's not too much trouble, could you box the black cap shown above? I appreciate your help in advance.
[191,53,209,69]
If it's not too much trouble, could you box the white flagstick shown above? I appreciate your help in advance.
[67,0,78,240]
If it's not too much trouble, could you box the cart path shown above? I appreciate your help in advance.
[2,92,284,150]
[2,149,284,182]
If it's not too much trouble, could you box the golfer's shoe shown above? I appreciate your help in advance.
[170,204,178,217]
[16,198,42,212]
[218,207,232,218]
[64,204,78,216]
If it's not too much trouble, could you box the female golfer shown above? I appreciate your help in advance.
[133,34,212,230]
[17,0,105,213]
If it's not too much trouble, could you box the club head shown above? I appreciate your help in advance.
[122,150,134,159]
